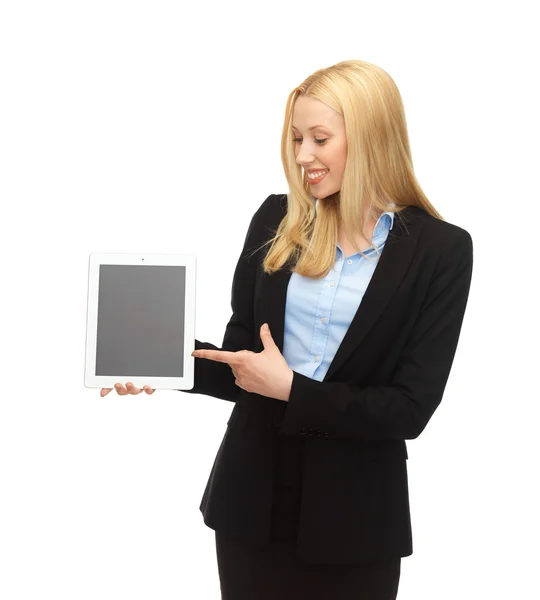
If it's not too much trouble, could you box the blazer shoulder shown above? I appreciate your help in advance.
[271,192,288,216]
[401,205,472,253]
[240,194,287,260]
[251,193,288,234]
[251,193,287,221]
[395,206,473,271]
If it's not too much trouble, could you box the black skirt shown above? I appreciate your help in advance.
[215,433,401,600]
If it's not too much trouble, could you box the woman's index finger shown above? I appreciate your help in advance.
[192,349,237,364]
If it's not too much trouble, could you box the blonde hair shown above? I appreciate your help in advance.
[258,59,444,279]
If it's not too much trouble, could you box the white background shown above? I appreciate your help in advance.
[1,1,538,598]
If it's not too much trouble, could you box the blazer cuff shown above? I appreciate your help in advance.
[276,371,419,441]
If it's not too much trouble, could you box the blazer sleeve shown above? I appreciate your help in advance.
[277,229,474,441]
[178,194,276,402]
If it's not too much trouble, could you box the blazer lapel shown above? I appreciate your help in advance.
[257,205,426,381]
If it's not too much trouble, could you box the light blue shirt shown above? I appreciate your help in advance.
[282,203,395,382]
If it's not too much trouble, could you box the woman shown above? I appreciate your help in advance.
[103,59,474,599]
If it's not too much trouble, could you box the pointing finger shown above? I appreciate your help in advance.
[192,350,237,364]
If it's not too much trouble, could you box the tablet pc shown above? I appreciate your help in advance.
[84,252,196,390]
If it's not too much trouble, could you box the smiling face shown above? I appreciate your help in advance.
[292,95,348,199]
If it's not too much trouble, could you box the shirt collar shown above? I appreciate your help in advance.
[375,210,395,233]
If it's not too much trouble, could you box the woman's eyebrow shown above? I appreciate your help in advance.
[291,124,331,131]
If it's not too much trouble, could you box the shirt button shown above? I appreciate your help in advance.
[313,356,319,362]
[347,259,353,264]
[321,317,327,323]
[329,281,335,287]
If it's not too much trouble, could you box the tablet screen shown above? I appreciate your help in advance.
[95,264,186,378]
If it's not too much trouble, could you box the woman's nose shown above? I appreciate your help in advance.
[296,150,315,166]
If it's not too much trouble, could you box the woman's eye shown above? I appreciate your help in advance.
[292,138,328,145]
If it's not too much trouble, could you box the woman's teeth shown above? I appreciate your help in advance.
[307,170,328,183]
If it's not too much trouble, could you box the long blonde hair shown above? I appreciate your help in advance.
[258,59,443,279]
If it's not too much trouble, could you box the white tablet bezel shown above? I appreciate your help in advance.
[84,252,196,390]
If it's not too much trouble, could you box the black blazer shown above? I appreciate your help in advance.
[183,193,474,564]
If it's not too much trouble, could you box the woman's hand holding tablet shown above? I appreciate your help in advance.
[100,382,156,397]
